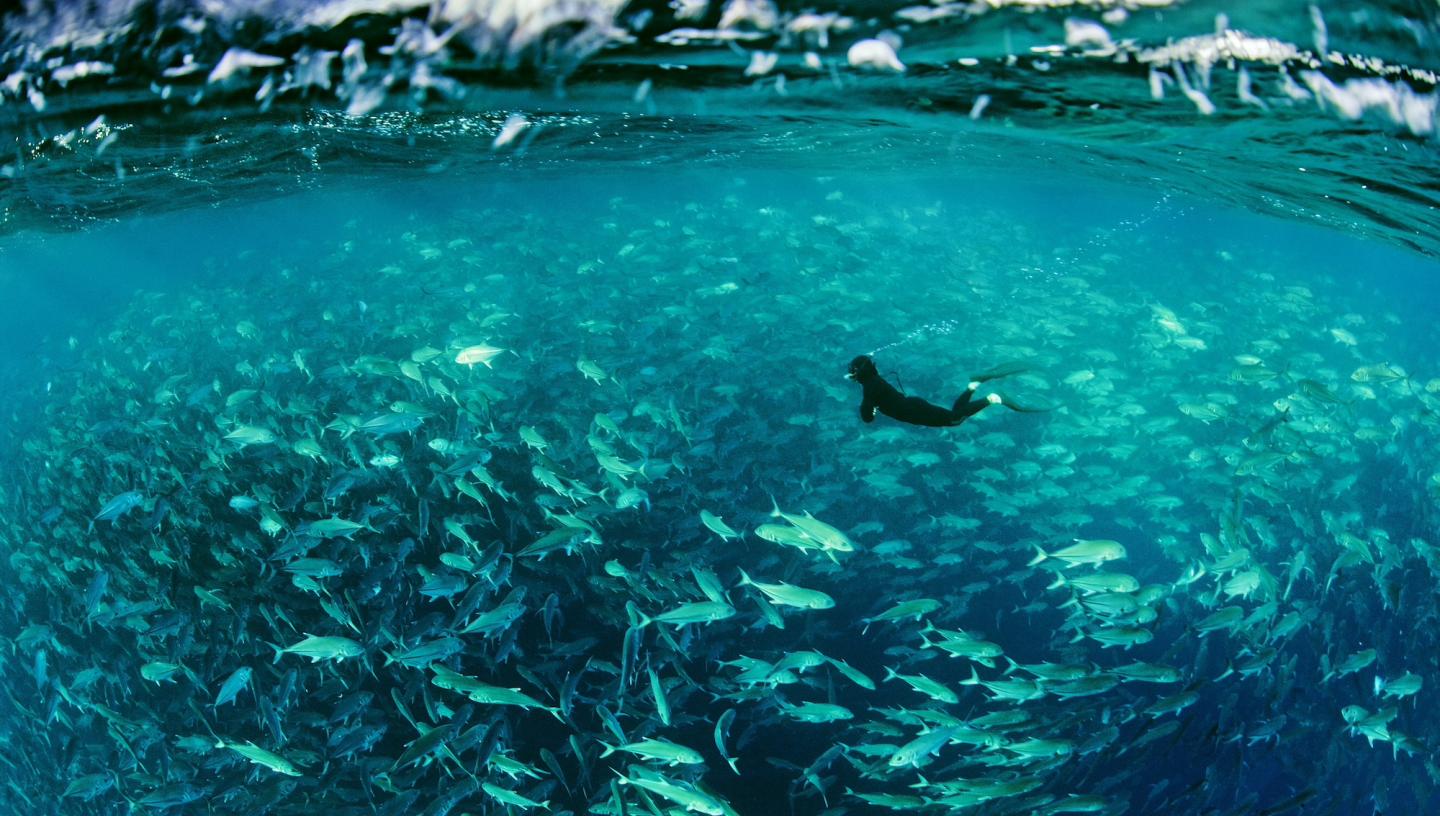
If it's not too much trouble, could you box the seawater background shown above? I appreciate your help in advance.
[6,168,1440,358]
[2,0,1440,814]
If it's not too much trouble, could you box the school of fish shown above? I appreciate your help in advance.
[1,181,1438,816]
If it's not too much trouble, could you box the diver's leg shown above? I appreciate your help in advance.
[951,392,991,421]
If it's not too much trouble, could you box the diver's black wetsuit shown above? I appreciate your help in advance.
[847,355,991,428]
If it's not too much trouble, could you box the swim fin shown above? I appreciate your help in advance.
[989,390,1052,413]
[971,361,1031,383]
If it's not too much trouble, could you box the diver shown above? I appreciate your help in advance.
[846,356,1040,427]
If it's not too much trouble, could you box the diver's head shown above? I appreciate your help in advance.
[847,355,878,382]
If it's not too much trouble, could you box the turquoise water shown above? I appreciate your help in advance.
[2,2,1440,815]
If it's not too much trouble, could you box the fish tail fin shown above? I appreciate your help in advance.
[625,601,652,629]
[960,667,980,686]
[110,772,135,808]
[1026,546,1049,567]
[768,495,782,518]
[599,741,618,758]
[882,666,899,683]
[737,568,754,588]
[266,642,285,664]
[725,757,740,774]
[1044,572,1066,590]
[1002,657,1020,676]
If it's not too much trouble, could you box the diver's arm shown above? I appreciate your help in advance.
[860,396,876,423]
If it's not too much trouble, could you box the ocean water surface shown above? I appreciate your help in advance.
[2,1,1439,815]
